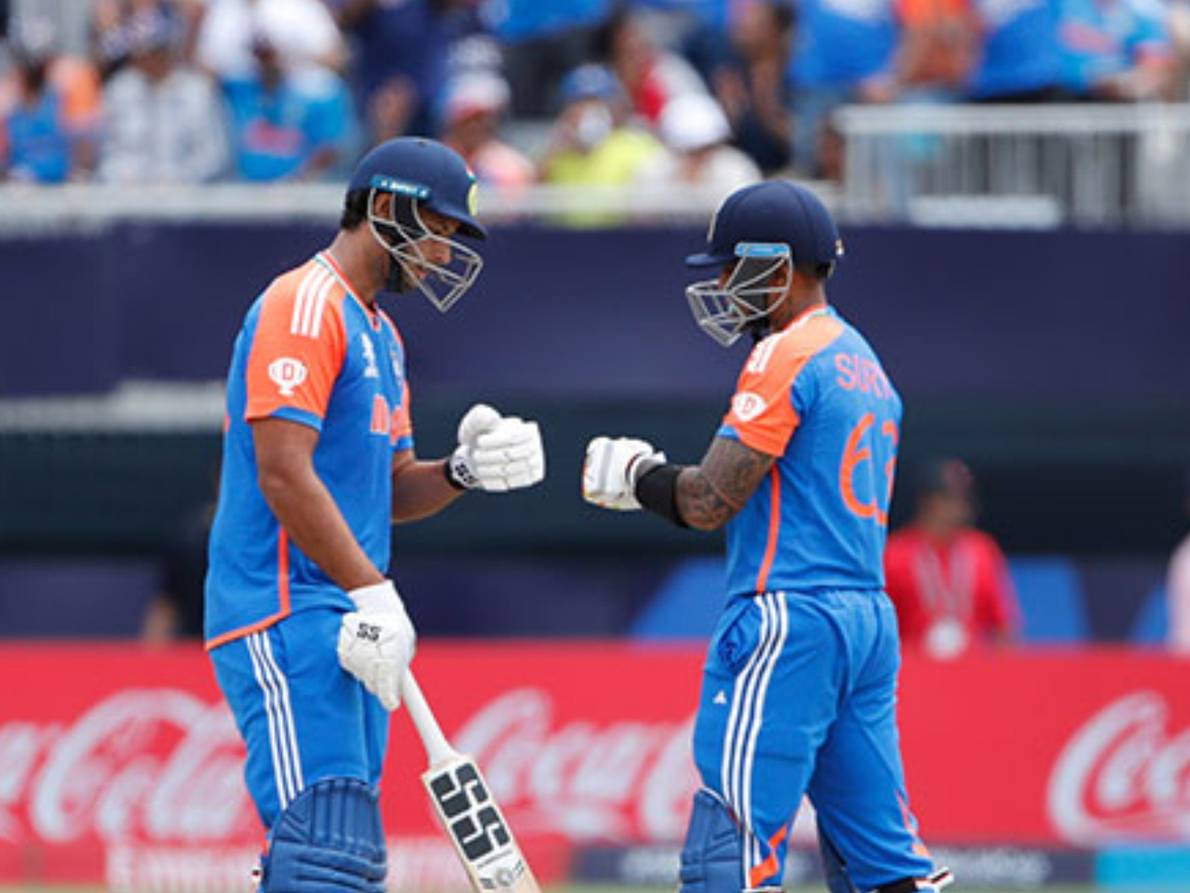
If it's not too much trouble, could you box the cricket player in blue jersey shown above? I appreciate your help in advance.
[205,137,546,892]
[583,181,952,893]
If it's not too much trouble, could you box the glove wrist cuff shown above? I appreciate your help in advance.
[446,446,477,490]
[348,580,405,614]
[627,452,664,488]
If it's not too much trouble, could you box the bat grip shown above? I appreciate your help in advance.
[399,669,456,765]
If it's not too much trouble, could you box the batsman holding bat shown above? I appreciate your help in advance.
[204,137,545,892]
[583,181,952,893]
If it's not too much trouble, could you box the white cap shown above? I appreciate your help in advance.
[443,70,511,123]
[658,92,731,153]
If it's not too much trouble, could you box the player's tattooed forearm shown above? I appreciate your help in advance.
[677,437,775,530]
[676,468,736,530]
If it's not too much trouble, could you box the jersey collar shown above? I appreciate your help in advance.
[316,251,380,329]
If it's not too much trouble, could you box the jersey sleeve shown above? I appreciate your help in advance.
[244,277,347,431]
[717,338,816,457]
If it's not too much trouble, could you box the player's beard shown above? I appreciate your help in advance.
[384,252,412,293]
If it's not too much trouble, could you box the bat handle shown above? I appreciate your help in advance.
[399,669,456,766]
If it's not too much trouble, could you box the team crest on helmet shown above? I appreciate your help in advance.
[466,180,479,217]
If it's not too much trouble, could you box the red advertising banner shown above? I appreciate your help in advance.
[0,643,1187,890]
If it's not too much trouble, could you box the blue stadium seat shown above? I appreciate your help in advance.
[1130,582,1170,645]
[631,558,726,639]
[1007,557,1089,643]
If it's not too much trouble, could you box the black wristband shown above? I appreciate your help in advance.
[444,455,468,491]
[634,463,688,528]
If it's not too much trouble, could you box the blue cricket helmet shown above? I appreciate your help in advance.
[349,137,486,240]
[687,180,842,271]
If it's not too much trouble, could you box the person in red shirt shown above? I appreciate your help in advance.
[885,458,1020,657]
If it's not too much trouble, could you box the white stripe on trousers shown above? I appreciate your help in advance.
[719,592,788,888]
[246,631,304,809]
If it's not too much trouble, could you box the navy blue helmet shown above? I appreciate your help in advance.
[685,180,843,346]
[687,180,841,271]
[348,137,485,310]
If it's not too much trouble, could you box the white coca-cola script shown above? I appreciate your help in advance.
[0,689,252,844]
[452,688,698,842]
[0,685,699,847]
[1047,691,1190,843]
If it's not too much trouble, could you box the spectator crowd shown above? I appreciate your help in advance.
[2,0,1190,192]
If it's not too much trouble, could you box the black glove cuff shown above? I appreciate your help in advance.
[634,463,688,528]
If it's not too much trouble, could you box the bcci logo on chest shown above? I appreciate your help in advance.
[268,357,308,397]
[360,333,380,378]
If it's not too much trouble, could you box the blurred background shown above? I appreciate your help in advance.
[0,0,1188,891]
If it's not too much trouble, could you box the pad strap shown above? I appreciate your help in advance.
[635,463,688,528]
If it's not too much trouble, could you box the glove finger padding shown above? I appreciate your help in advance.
[474,418,535,450]
[462,420,544,491]
[457,403,501,447]
[582,435,662,510]
[372,662,401,711]
[337,608,415,712]
[471,441,540,466]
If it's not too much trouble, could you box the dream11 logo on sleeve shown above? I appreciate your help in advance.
[1047,691,1190,843]
[268,358,308,397]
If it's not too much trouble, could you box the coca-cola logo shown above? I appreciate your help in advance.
[0,689,253,844]
[452,689,698,843]
[1048,691,1190,842]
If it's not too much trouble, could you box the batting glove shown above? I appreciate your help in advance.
[582,435,667,511]
[337,580,416,711]
[447,403,545,492]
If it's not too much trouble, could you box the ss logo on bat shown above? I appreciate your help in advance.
[429,765,511,860]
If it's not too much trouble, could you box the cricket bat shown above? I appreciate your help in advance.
[400,670,541,893]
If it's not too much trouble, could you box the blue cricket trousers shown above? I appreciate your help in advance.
[692,590,934,891]
[209,608,390,829]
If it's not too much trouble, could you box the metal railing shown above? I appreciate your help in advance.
[834,102,1190,228]
[7,100,1190,233]
[0,181,797,234]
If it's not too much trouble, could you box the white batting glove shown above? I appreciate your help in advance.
[582,435,667,511]
[337,580,416,711]
[447,403,545,492]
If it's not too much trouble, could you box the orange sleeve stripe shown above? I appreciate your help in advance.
[748,822,790,888]
[898,792,932,858]
[727,356,806,457]
[204,529,293,651]
[755,467,782,593]
[244,264,347,423]
[724,314,843,458]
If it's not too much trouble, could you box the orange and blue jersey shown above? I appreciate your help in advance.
[204,251,412,650]
[717,305,902,598]
[691,306,932,893]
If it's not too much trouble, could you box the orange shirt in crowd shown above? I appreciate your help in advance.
[895,0,978,88]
